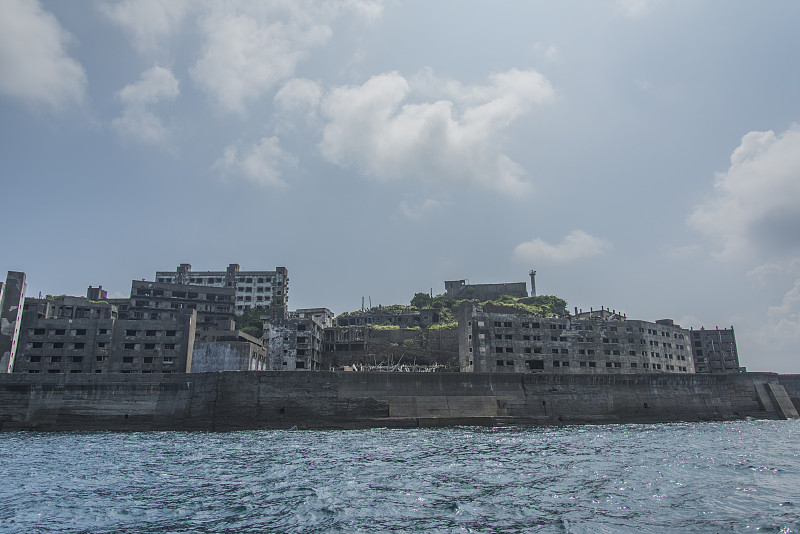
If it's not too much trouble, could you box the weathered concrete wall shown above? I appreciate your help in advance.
[192,341,263,372]
[778,374,800,408]
[0,371,794,431]
[0,272,26,373]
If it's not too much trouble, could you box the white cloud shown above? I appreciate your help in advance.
[532,43,560,62]
[213,136,297,187]
[688,125,800,260]
[339,0,384,22]
[613,0,662,18]
[753,275,800,366]
[0,0,86,109]
[191,8,329,114]
[747,258,800,288]
[102,1,384,114]
[274,78,322,123]
[112,66,179,144]
[98,0,188,54]
[399,198,442,220]
[190,1,381,114]
[514,230,610,263]
[318,68,554,196]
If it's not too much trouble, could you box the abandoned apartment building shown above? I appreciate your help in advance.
[459,304,701,375]
[155,263,288,315]
[11,285,196,374]
[690,326,743,373]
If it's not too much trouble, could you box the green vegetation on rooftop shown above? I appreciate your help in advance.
[335,291,568,327]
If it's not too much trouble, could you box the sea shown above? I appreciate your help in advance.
[0,419,798,533]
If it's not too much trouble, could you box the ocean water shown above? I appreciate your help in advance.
[0,420,798,533]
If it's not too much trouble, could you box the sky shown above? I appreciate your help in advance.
[2,0,800,373]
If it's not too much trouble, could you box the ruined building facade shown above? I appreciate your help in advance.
[119,280,236,334]
[335,307,441,328]
[444,279,528,300]
[690,327,742,373]
[0,271,26,373]
[12,289,196,374]
[459,305,695,374]
[266,315,324,370]
[155,263,288,315]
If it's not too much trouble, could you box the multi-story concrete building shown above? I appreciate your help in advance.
[266,315,324,370]
[12,289,196,374]
[119,280,236,334]
[335,307,441,328]
[690,327,742,373]
[0,271,26,373]
[289,308,335,328]
[444,279,528,300]
[155,263,288,315]
[459,305,694,374]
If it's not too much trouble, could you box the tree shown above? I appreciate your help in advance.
[410,292,433,308]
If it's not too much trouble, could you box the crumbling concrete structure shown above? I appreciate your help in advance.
[12,288,196,374]
[459,304,695,374]
[156,263,288,315]
[444,279,528,300]
[336,307,442,328]
[192,330,268,372]
[266,315,324,370]
[690,327,742,373]
[119,280,235,334]
[289,308,335,328]
[0,272,26,373]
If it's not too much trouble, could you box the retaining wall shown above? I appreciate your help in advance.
[0,371,794,431]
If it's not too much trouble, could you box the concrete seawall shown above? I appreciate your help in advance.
[1,372,798,431]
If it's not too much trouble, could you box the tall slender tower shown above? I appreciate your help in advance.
[529,270,536,297]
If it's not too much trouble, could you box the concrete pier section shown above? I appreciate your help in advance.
[0,371,798,431]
